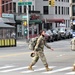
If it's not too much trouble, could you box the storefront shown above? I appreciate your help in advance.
[2,13,15,25]
[15,11,43,38]
[0,22,16,47]
[44,19,65,30]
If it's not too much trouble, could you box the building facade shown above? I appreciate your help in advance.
[0,0,70,38]
[70,0,75,20]
[34,0,70,30]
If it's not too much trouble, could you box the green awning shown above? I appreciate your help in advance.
[29,20,42,24]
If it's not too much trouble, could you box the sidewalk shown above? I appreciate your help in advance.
[17,39,28,46]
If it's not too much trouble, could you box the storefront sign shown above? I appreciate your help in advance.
[30,14,40,20]
[2,13,14,18]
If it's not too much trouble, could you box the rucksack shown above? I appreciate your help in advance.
[28,37,38,50]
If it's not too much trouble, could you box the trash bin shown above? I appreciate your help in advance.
[71,37,75,51]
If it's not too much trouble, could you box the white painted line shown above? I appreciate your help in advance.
[0,66,28,72]
[66,72,75,74]
[0,66,36,73]
[21,66,55,73]
[43,67,72,74]
[0,66,14,69]
[56,54,65,57]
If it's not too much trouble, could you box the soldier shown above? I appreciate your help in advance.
[28,30,54,71]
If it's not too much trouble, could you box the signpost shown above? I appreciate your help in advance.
[18,0,32,40]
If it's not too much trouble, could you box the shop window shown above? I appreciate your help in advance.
[43,6,49,14]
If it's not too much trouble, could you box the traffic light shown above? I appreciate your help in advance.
[48,0,55,7]
[49,0,51,6]
[19,0,23,2]
[24,27,28,36]
[23,21,27,26]
[51,0,55,7]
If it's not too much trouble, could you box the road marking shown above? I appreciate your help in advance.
[43,67,72,74]
[21,66,55,73]
[0,52,31,58]
[66,72,75,74]
[0,66,14,69]
[0,66,28,72]
[56,54,65,57]
[0,66,36,73]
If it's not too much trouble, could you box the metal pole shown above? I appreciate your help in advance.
[26,0,29,40]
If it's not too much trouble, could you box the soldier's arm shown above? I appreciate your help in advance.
[44,40,54,51]
[44,41,51,49]
[34,37,41,51]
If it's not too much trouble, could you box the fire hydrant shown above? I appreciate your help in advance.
[71,37,75,51]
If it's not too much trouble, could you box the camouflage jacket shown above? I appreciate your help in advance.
[34,35,51,51]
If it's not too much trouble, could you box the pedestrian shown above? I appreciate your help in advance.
[28,30,54,71]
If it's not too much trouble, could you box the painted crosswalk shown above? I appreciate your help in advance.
[0,65,74,74]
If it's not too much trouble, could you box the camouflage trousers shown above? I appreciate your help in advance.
[30,51,48,67]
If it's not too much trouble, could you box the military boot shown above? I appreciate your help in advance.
[28,65,34,71]
[72,64,75,71]
[45,67,53,71]
[45,64,53,71]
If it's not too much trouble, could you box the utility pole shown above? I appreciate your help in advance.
[26,0,29,40]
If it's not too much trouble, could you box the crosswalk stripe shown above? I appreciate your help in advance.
[0,66,28,72]
[21,66,55,73]
[0,66,14,69]
[66,72,75,74]
[43,67,72,74]
[0,66,36,73]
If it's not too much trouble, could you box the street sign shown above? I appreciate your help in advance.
[22,16,27,19]
[18,2,32,6]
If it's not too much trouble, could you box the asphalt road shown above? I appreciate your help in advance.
[0,39,75,75]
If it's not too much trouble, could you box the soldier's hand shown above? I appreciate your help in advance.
[50,48,54,51]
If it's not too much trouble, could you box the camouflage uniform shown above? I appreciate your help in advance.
[30,35,51,67]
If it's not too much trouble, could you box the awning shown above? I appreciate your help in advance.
[0,22,15,28]
[29,20,42,24]
[46,19,65,23]
[0,18,15,24]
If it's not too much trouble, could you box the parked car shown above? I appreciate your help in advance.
[58,29,66,39]
[45,30,54,42]
[52,30,59,41]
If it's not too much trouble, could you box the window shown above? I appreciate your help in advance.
[43,6,49,14]
[13,2,16,13]
[10,3,12,11]
[67,7,69,15]
[61,0,63,2]
[29,5,31,13]
[56,23,57,28]
[2,1,4,12]
[58,6,60,14]
[32,5,34,11]
[6,1,8,12]
[72,5,75,16]
[72,0,75,3]
[43,0,48,1]
[18,6,22,13]
[62,7,63,15]
[24,6,26,13]
[64,7,65,15]
[55,6,57,14]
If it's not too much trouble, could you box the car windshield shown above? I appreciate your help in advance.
[46,30,53,35]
